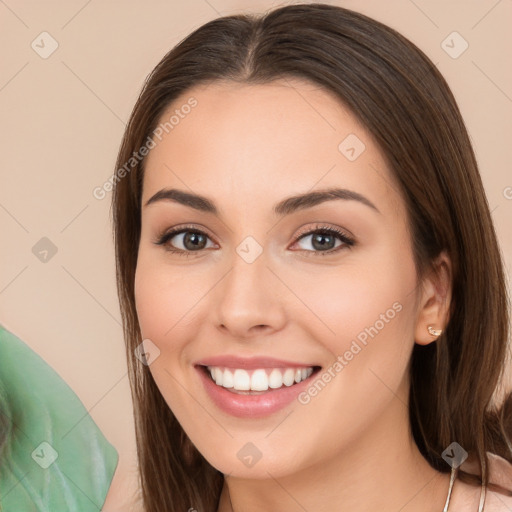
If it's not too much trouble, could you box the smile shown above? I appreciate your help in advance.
[195,360,321,418]
[206,366,314,393]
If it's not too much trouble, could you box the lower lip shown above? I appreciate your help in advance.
[196,366,318,418]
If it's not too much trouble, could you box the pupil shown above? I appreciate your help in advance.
[184,232,205,250]
[313,233,333,251]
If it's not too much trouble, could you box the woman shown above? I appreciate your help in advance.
[111,3,512,511]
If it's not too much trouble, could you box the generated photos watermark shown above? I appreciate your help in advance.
[93,97,198,200]
[298,301,403,405]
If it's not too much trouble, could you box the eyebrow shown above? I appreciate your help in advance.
[144,187,380,215]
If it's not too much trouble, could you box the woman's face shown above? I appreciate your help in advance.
[135,79,428,478]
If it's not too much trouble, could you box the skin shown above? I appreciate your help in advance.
[134,78,457,512]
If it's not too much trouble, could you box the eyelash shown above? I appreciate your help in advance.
[153,223,355,257]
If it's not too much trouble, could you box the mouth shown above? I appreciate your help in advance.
[194,355,323,417]
[199,365,321,395]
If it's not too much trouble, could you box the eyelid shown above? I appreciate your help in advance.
[153,223,216,247]
[293,223,354,242]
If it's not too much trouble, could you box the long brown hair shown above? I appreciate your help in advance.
[111,4,512,510]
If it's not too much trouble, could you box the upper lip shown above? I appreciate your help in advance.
[195,355,319,369]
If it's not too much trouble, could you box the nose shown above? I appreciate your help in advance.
[213,250,287,340]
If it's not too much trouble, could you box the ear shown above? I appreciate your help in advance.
[414,251,452,346]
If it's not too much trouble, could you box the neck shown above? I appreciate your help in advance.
[218,395,451,512]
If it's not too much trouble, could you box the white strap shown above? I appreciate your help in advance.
[477,482,486,512]
[443,466,458,512]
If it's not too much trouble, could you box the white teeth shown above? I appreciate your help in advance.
[233,369,250,390]
[283,368,295,386]
[213,367,223,386]
[250,369,268,391]
[223,369,234,388]
[206,366,315,391]
[268,369,283,389]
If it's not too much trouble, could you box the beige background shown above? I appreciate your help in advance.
[1,0,511,503]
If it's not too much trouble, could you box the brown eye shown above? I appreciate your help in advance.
[154,227,215,254]
[292,225,355,255]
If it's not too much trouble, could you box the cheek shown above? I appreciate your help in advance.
[134,265,170,341]
[289,252,417,353]
[295,254,418,413]
[289,259,418,451]
[134,254,198,341]
[134,258,200,415]
[133,253,216,386]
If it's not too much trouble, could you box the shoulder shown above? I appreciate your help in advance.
[484,453,512,511]
[449,480,512,511]
[0,325,119,510]
[452,453,512,511]
[483,491,512,511]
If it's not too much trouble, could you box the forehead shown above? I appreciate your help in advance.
[141,79,403,218]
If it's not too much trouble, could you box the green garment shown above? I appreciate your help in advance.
[0,325,118,511]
